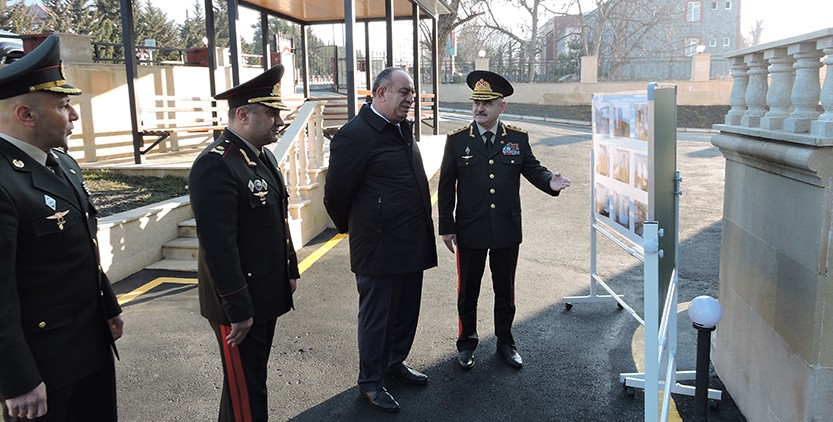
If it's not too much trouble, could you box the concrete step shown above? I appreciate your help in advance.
[145,258,198,273]
[161,237,199,260]
[178,218,197,238]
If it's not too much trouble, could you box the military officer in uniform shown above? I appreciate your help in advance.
[438,70,571,371]
[0,35,124,421]
[189,64,299,422]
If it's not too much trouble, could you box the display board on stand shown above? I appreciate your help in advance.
[562,85,719,421]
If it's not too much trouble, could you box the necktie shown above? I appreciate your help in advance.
[484,131,494,153]
[45,153,64,177]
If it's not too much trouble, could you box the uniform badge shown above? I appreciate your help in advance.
[248,178,269,204]
[502,143,521,156]
[47,209,70,231]
[462,146,473,160]
[12,159,24,168]
[44,194,56,210]
[239,149,257,167]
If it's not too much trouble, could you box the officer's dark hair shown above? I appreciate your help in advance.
[371,67,402,98]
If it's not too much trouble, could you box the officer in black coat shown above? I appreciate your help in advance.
[0,35,124,421]
[324,67,437,413]
[438,71,571,371]
[189,65,299,422]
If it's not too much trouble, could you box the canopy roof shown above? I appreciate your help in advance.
[241,0,452,24]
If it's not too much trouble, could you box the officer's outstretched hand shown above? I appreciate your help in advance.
[442,234,457,253]
[227,317,253,347]
[550,172,571,192]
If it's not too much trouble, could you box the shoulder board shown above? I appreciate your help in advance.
[504,124,527,134]
[447,125,470,136]
[209,139,231,156]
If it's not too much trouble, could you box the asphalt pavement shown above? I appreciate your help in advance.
[110,117,747,421]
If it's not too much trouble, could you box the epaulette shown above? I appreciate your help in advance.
[209,139,231,156]
[504,123,527,134]
[447,125,470,136]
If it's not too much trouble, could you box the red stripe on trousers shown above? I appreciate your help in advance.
[456,248,463,336]
[220,325,253,422]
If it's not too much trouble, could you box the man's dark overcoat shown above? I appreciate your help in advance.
[189,129,299,325]
[0,140,120,400]
[324,104,437,275]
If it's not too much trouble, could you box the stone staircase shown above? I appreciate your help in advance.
[145,218,199,272]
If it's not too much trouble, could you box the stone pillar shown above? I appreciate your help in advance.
[811,37,833,138]
[54,32,93,64]
[760,48,795,131]
[581,55,598,83]
[690,53,711,81]
[725,56,748,125]
[740,52,767,128]
[784,42,823,133]
[474,58,489,71]
[712,131,833,422]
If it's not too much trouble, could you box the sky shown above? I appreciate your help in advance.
[19,0,833,46]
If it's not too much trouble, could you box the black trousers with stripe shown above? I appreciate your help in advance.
[456,245,520,352]
[210,319,276,422]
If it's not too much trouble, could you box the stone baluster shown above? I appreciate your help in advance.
[741,52,768,128]
[298,124,312,189]
[784,42,823,133]
[811,37,833,138]
[760,48,795,131]
[725,56,749,125]
[288,142,301,203]
[307,106,321,169]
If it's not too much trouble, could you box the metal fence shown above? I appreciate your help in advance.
[435,56,732,84]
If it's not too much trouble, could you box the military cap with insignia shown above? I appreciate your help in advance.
[467,70,514,101]
[0,35,81,100]
[215,64,289,111]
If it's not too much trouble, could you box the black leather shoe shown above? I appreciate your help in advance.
[496,343,523,369]
[359,387,400,412]
[386,364,429,385]
[457,350,475,370]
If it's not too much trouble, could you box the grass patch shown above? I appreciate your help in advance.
[82,169,188,217]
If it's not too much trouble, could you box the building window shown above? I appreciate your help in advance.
[711,1,718,10]
[687,2,702,22]
[724,0,732,9]
[709,38,717,47]
[723,37,730,46]
[685,37,700,56]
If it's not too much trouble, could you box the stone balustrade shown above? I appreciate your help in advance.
[717,28,833,143]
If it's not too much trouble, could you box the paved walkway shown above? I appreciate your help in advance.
[109,116,746,421]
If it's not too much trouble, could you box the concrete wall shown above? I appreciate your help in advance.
[97,196,193,282]
[712,132,833,421]
[439,79,732,106]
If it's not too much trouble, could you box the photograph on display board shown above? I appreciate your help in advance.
[612,148,630,184]
[633,153,648,192]
[595,144,610,177]
[593,104,611,135]
[591,92,650,246]
[635,103,649,141]
[632,199,647,237]
[595,183,611,218]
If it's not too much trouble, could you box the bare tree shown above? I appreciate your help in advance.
[569,0,685,78]
[475,0,561,82]
[742,19,764,48]
[418,0,482,82]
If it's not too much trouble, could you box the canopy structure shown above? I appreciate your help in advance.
[119,0,453,163]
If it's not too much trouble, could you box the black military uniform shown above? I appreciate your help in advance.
[0,36,122,421]
[189,65,299,422]
[438,71,561,370]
